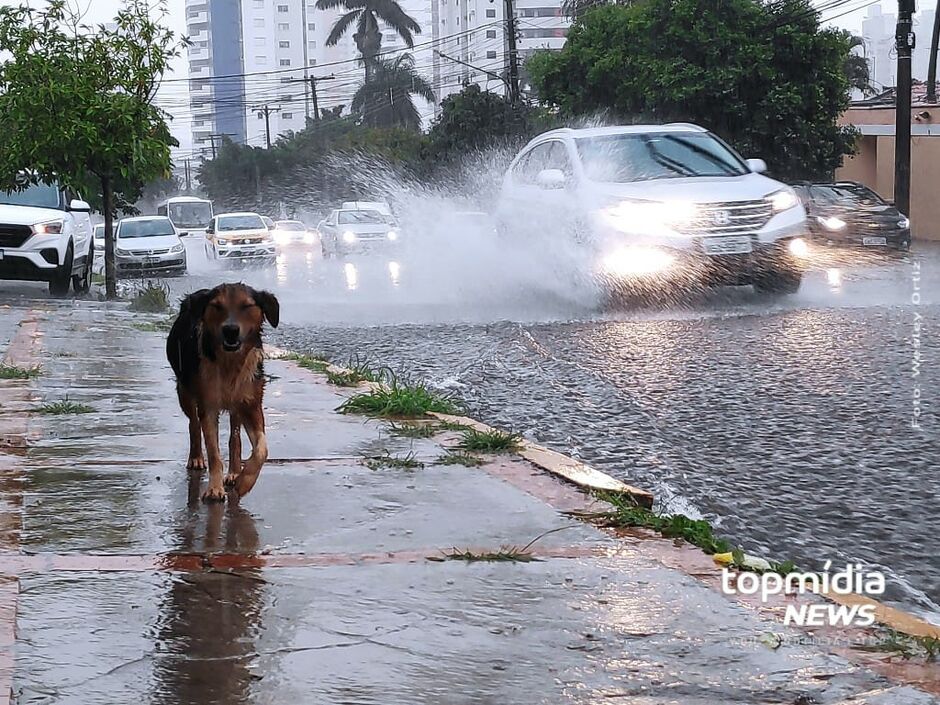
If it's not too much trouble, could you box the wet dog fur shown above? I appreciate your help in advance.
[166,283,280,501]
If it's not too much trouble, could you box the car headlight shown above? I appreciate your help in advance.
[897,216,910,229]
[216,238,228,245]
[387,230,399,241]
[170,243,184,254]
[599,200,697,234]
[273,231,290,245]
[788,237,810,258]
[817,216,847,231]
[115,247,131,256]
[342,230,357,244]
[303,232,317,244]
[601,246,675,277]
[33,220,64,235]
[767,189,799,213]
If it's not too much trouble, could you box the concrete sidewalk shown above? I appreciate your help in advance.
[0,297,938,704]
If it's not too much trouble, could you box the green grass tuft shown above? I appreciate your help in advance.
[0,364,41,380]
[364,450,424,470]
[389,422,439,439]
[283,352,332,373]
[434,546,540,563]
[454,427,522,453]
[864,630,940,661]
[128,282,170,313]
[339,378,460,418]
[437,419,472,432]
[39,398,94,415]
[132,316,174,333]
[437,451,485,467]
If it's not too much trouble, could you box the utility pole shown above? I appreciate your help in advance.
[895,0,915,217]
[289,74,336,121]
[253,104,282,148]
[503,0,520,105]
[927,0,940,104]
[206,133,234,160]
[183,158,192,194]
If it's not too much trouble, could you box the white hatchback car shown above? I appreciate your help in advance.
[205,212,277,265]
[496,124,809,294]
[114,216,187,277]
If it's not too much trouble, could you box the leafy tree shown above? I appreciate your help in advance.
[0,0,182,298]
[316,0,421,81]
[352,54,434,129]
[528,0,856,180]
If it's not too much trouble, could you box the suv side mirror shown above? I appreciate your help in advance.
[745,158,767,174]
[69,199,91,212]
[536,168,566,189]
[206,222,215,234]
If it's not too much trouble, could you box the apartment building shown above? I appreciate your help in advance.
[430,0,568,106]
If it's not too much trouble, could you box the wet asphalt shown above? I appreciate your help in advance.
[4,236,938,626]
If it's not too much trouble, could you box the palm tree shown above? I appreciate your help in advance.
[843,34,873,95]
[316,0,421,81]
[351,54,434,129]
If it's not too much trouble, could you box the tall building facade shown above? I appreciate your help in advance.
[861,2,938,93]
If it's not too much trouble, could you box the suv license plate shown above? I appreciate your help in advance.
[863,236,887,246]
[703,236,752,255]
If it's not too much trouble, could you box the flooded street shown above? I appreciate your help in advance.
[145,237,938,623]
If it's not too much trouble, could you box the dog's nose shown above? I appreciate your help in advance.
[222,324,240,342]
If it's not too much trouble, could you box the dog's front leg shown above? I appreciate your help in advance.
[224,412,243,488]
[199,409,226,502]
[234,405,268,498]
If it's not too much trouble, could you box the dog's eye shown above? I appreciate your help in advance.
[210,302,224,311]
[241,303,256,311]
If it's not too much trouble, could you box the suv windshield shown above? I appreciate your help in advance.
[276,221,306,231]
[576,132,748,182]
[119,218,176,238]
[219,215,265,231]
[338,210,383,224]
[0,182,62,209]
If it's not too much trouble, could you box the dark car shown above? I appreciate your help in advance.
[793,181,911,251]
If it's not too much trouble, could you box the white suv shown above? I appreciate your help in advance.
[0,181,94,296]
[205,212,277,265]
[496,124,809,295]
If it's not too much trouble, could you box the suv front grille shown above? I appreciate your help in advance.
[0,224,33,248]
[680,200,773,237]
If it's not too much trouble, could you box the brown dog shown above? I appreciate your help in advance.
[166,283,280,501]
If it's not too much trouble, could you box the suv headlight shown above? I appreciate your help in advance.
[898,216,911,229]
[217,238,229,245]
[170,243,184,254]
[342,230,357,244]
[115,247,131,256]
[767,189,799,213]
[817,216,846,231]
[387,230,399,241]
[33,220,64,235]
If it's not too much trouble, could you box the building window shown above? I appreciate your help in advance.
[283,112,293,119]
[486,50,497,59]
[308,22,316,30]
[279,40,290,48]
[309,58,318,65]
[279,22,290,30]
[309,40,317,49]
[253,18,264,27]
[279,58,291,66]
[253,0,264,7]
[486,29,497,38]
[278,4,289,11]
[256,55,268,65]
[254,37,265,46]
[485,8,496,17]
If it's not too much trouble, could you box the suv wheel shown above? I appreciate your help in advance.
[73,241,92,294]
[49,244,73,298]
[753,266,802,295]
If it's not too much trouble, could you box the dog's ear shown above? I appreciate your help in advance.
[252,289,280,328]
[183,288,213,321]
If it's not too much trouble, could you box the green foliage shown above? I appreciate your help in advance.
[339,378,460,417]
[0,364,41,380]
[454,427,523,453]
[436,546,539,562]
[352,54,435,130]
[283,352,332,373]
[389,422,440,438]
[436,451,485,467]
[39,398,94,415]
[0,0,184,298]
[364,450,424,470]
[128,282,170,313]
[527,0,857,179]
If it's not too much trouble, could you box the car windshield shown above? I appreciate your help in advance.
[218,215,265,231]
[576,132,748,182]
[119,219,176,239]
[811,184,885,207]
[0,182,62,209]
[276,221,306,231]
[338,210,383,224]
[168,201,212,228]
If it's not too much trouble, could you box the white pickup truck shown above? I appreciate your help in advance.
[0,181,94,296]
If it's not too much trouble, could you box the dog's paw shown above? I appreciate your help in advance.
[187,455,207,471]
[223,472,240,488]
[200,486,227,503]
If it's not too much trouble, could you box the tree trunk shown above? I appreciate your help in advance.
[102,176,117,300]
